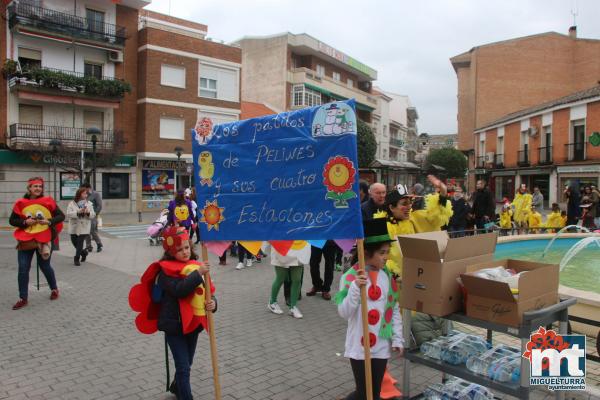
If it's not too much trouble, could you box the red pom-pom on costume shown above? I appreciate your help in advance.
[368,309,380,325]
[361,332,377,347]
[368,284,382,301]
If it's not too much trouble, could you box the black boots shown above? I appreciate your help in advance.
[74,256,80,266]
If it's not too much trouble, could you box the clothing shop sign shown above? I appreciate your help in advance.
[192,99,363,241]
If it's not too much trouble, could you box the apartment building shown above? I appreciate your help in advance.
[0,1,241,216]
[451,27,600,190]
[473,85,600,206]
[235,33,378,122]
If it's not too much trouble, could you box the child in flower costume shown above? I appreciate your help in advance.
[373,175,452,278]
[544,203,564,233]
[129,227,216,400]
[335,218,403,400]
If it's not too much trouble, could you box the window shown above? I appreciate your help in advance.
[543,125,552,147]
[160,117,185,140]
[18,47,41,71]
[199,64,238,101]
[102,173,129,199]
[347,78,354,88]
[332,71,341,82]
[86,8,105,34]
[316,64,325,77]
[161,64,186,88]
[84,62,103,79]
[19,104,43,125]
[84,111,104,131]
[291,85,321,107]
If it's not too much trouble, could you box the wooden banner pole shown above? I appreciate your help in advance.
[201,244,222,400]
[356,238,373,400]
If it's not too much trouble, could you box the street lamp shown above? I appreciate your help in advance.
[174,146,183,192]
[49,139,62,200]
[86,127,101,188]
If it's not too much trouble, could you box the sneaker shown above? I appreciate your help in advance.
[235,262,245,270]
[267,302,283,315]
[306,287,320,296]
[12,299,28,310]
[97,244,103,253]
[288,306,303,319]
[50,289,59,300]
[245,259,252,268]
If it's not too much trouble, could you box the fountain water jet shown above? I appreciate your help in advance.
[541,225,590,258]
[559,236,600,271]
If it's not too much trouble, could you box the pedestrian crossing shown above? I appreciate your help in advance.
[100,224,149,240]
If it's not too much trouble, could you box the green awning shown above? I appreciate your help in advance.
[303,84,374,112]
[355,102,375,112]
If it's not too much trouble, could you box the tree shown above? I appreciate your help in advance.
[425,147,467,179]
[357,119,377,168]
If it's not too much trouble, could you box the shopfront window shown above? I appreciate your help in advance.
[102,173,129,199]
[141,168,175,209]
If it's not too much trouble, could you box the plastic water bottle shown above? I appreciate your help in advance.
[421,333,465,360]
[466,344,520,376]
[423,382,445,399]
[489,356,521,382]
[424,378,494,400]
[441,335,490,365]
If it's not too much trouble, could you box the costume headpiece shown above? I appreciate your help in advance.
[162,226,190,255]
[28,178,44,186]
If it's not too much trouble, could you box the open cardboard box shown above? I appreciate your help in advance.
[460,259,559,327]
[398,231,497,317]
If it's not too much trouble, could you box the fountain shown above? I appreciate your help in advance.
[541,225,590,258]
[559,236,600,271]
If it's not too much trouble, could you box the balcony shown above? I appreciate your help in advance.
[389,138,404,148]
[9,123,116,152]
[288,67,378,110]
[494,153,504,169]
[7,3,126,48]
[565,143,586,162]
[7,66,131,101]
[517,149,530,167]
[538,146,553,165]
[476,156,485,168]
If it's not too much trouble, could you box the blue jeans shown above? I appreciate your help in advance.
[17,249,58,300]
[166,331,200,400]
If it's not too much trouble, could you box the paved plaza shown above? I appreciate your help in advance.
[0,224,599,400]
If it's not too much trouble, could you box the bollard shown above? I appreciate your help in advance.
[138,211,142,223]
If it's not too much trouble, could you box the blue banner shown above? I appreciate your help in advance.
[192,100,363,241]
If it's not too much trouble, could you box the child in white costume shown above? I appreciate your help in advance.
[336,218,404,400]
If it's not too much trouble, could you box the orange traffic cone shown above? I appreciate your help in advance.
[380,368,401,399]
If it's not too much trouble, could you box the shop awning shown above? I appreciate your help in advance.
[370,159,420,170]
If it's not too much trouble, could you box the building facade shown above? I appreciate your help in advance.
[473,85,600,207]
[0,1,241,216]
[451,28,600,191]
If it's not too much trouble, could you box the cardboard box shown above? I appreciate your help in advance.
[461,259,559,327]
[398,231,497,317]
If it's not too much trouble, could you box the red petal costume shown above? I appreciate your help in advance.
[12,196,63,243]
[129,259,216,335]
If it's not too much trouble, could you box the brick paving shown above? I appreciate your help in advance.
[0,230,598,399]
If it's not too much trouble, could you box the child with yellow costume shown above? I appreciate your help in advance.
[499,202,513,236]
[544,203,564,233]
[528,205,543,233]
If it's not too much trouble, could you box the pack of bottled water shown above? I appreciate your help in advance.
[421,333,490,365]
[421,332,465,360]
[423,378,494,400]
[466,344,521,381]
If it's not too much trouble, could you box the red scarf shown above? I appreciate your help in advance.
[129,260,215,335]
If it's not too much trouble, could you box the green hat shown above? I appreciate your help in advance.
[363,218,393,244]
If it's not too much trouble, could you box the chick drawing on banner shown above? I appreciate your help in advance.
[198,151,214,187]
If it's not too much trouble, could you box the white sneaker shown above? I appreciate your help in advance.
[245,258,252,268]
[235,262,245,270]
[288,306,303,319]
[267,302,283,315]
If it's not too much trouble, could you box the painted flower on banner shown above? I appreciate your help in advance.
[323,156,357,208]
[200,200,225,231]
[194,117,213,145]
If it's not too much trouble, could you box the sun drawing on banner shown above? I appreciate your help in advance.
[322,156,357,208]
[200,200,225,231]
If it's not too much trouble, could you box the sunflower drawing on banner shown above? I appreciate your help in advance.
[322,155,357,208]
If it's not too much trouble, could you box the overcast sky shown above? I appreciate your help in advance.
[146,0,600,135]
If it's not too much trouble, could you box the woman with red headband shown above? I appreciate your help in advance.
[9,177,65,310]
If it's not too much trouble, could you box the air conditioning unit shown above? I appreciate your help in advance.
[485,152,495,163]
[108,50,123,63]
[528,126,538,138]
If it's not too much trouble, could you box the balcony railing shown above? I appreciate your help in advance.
[494,153,504,169]
[517,149,530,166]
[9,123,115,152]
[565,143,586,162]
[538,146,553,165]
[390,138,404,147]
[8,67,131,99]
[476,156,485,168]
[8,3,126,47]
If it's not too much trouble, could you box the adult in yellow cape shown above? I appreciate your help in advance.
[513,184,532,234]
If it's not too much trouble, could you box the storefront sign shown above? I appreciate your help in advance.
[491,170,516,177]
[316,41,376,78]
[473,169,487,175]
[60,172,81,200]
[557,165,600,174]
[193,100,363,241]
[142,160,188,170]
[518,168,552,176]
